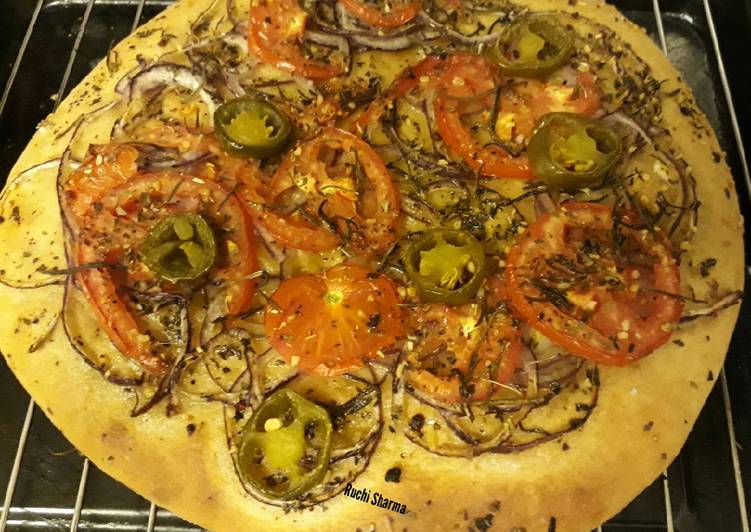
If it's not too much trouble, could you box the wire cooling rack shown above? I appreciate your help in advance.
[0,0,749,530]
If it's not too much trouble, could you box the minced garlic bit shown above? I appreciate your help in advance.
[567,291,598,311]
[493,112,516,142]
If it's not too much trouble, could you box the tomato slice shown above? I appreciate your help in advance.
[506,202,683,365]
[246,205,343,252]
[353,52,532,178]
[94,172,257,313]
[354,53,602,181]
[553,71,601,116]
[248,0,346,80]
[70,164,257,375]
[62,133,224,222]
[63,144,140,221]
[406,304,521,404]
[353,54,448,133]
[435,100,532,180]
[433,55,533,180]
[496,71,601,141]
[75,242,169,375]
[339,0,421,28]
[434,59,602,180]
[243,128,399,254]
[264,265,403,376]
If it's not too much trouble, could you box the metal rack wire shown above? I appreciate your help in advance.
[0,0,748,530]
[0,5,168,529]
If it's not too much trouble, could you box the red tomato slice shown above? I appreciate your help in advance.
[248,0,345,80]
[94,172,257,314]
[497,71,601,141]
[264,265,403,376]
[556,71,601,116]
[434,60,602,180]
[354,53,479,134]
[76,242,169,375]
[63,144,140,221]
[506,202,682,365]
[243,128,399,254]
[434,55,533,180]
[237,159,343,252]
[354,54,602,181]
[406,304,521,404]
[436,96,533,180]
[249,208,343,252]
[71,166,257,375]
[63,134,225,221]
[339,0,421,28]
[353,53,532,179]
[244,193,343,252]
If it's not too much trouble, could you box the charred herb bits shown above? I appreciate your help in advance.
[237,389,332,500]
[214,97,292,159]
[403,229,486,306]
[140,213,216,283]
[384,467,402,483]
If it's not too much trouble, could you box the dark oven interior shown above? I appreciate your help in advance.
[0,0,750,530]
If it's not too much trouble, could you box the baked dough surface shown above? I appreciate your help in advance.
[0,0,742,530]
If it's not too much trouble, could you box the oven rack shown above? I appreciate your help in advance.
[0,0,748,530]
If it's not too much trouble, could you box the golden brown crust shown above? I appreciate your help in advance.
[0,0,743,530]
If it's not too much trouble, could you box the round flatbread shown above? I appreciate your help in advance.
[0,0,743,530]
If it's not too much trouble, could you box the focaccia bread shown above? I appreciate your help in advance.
[0,0,743,530]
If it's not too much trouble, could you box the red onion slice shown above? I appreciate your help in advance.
[417,11,503,45]
[116,63,221,117]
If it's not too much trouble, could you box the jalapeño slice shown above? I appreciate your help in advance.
[214,97,292,159]
[489,14,575,78]
[528,112,622,190]
[237,389,333,500]
[403,229,487,306]
[140,213,217,283]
